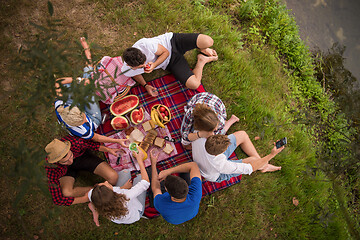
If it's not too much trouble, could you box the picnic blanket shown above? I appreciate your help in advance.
[97,74,242,218]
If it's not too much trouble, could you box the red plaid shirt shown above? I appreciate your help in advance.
[45,135,100,206]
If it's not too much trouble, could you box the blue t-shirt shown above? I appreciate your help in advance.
[154,177,202,225]
[54,100,97,139]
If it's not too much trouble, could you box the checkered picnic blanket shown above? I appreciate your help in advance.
[97,74,242,218]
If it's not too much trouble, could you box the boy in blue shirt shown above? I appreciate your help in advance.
[150,150,202,225]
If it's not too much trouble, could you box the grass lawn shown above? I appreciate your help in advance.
[0,0,351,239]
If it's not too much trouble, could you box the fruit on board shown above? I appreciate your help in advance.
[130,108,144,125]
[110,95,139,116]
[111,116,129,130]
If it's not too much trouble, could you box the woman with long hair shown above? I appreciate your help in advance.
[87,150,150,225]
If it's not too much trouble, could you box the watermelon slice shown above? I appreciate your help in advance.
[111,116,129,130]
[130,108,144,125]
[110,95,139,116]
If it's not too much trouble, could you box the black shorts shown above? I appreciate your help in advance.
[64,150,104,179]
[167,33,200,85]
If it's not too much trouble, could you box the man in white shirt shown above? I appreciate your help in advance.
[121,32,218,97]
[192,131,284,182]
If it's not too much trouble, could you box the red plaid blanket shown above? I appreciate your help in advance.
[97,74,242,218]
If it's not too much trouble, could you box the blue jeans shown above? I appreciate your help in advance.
[63,67,102,127]
[116,170,147,217]
[215,134,243,182]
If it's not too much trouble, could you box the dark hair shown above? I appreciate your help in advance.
[193,104,219,132]
[123,47,146,67]
[205,135,231,155]
[165,175,189,199]
[91,185,129,219]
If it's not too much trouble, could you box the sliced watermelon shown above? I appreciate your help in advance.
[130,108,144,125]
[110,95,139,116]
[111,116,129,130]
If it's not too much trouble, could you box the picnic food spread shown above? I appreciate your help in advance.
[111,116,129,130]
[110,94,139,116]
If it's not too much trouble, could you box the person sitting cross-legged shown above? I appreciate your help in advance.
[150,149,202,225]
[192,131,283,183]
[44,136,121,206]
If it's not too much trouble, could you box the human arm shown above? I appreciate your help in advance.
[98,145,123,157]
[143,44,169,73]
[150,149,162,197]
[158,162,201,182]
[55,77,90,97]
[187,131,215,142]
[132,74,158,97]
[133,150,150,182]
[80,37,92,64]
[249,144,284,171]
[92,133,129,147]
[88,202,100,227]
[71,193,90,205]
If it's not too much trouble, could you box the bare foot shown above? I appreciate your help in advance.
[80,37,89,49]
[228,115,239,124]
[88,202,100,227]
[200,48,218,57]
[197,54,218,64]
[260,164,281,173]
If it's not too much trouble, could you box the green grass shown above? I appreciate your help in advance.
[0,0,353,239]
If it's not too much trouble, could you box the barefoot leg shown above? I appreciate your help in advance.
[185,54,218,89]
[88,202,100,227]
[224,115,240,133]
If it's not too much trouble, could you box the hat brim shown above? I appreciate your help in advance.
[48,141,71,163]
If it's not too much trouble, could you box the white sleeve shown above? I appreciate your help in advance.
[125,180,150,199]
[211,154,253,175]
[88,189,93,201]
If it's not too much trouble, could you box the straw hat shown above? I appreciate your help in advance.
[45,139,71,163]
[57,105,85,126]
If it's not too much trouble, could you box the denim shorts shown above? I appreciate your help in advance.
[215,134,243,182]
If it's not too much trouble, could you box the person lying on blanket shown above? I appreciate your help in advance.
[192,131,283,183]
[44,136,120,206]
[150,150,202,225]
[180,92,240,150]
[121,33,218,97]
[54,38,128,146]
[87,150,150,226]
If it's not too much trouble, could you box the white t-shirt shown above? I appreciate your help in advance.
[88,179,150,224]
[121,32,174,77]
[192,138,253,182]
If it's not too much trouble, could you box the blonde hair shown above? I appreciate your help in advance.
[205,135,230,155]
[57,105,85,126]
[193,104,219,131]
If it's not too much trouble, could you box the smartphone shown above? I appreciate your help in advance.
[276,137,287,149]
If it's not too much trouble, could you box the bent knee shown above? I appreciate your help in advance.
[107,170,119,185]
[234,130,249,139]
[185,76,201,90]
[61,188,73,197]
[197,34,214,48]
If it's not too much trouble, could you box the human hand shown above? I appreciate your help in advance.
[150,149,160,164]
[133,149,145,163]
[158,169,170,182]
[144,62,154,73]
[270,141,285,156]
[121,179,133,189]
[116,139,129,148]
[107,148,122,157]
[145,85,159,97]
